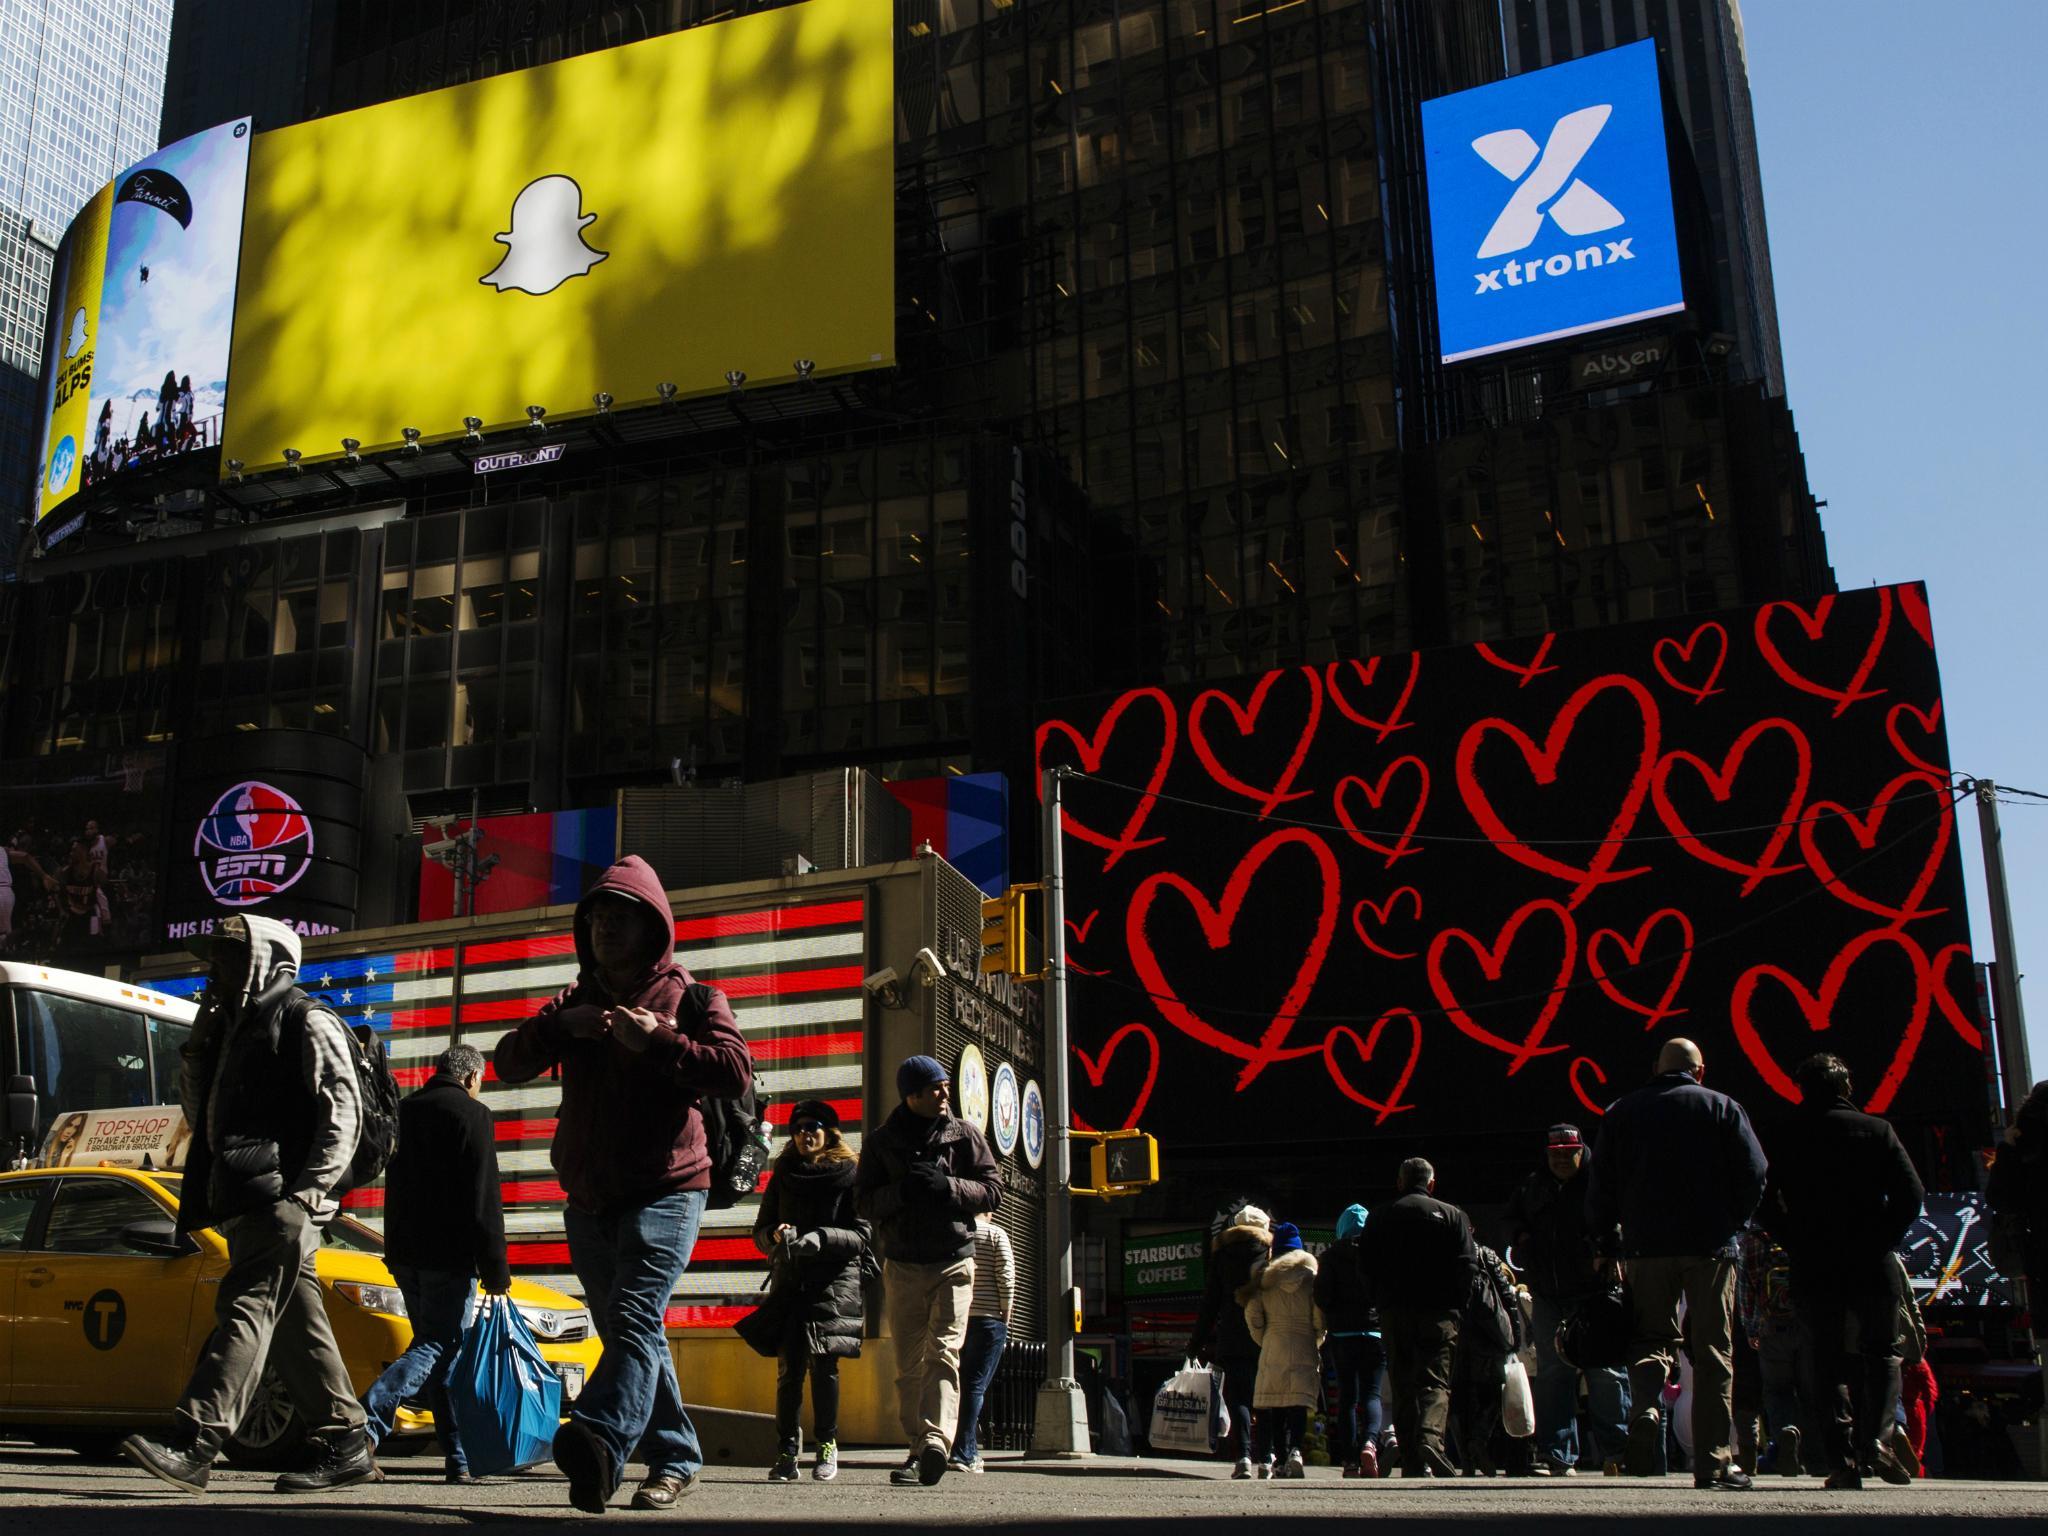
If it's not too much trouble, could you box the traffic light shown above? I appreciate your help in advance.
[1071,1128,1161,1196]
[979,886,1032,977]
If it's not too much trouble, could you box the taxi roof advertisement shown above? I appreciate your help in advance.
[220,0,894,473]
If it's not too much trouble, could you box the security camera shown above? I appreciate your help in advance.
[863,966,904,1011]
[908,947,945,987]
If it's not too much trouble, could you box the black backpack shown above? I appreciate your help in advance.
[684,982,770,1210]
[1554,1284,1632,1371]
[1463,1248,1519,1355]
[291,991,401,1196]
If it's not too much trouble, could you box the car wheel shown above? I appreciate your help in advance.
[220,1366,308,1469]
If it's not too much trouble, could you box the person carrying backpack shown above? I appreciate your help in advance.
[1450,1244,1523,1475]
[122,914,376,1496]
[494,856,751,1513]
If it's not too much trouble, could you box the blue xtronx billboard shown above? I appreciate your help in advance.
[1422,40,1685,364]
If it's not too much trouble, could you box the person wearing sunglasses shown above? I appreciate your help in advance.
[748,1101,872,1484]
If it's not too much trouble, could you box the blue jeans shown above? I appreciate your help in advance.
[1328,1333,1384,1463]
[363,1265,475,1470]
[955,1317,1007,1462]
[565,1189,707,1486]
[1532,1294,1630,1470]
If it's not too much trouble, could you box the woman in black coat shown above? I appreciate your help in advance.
[748,1099,871,1482]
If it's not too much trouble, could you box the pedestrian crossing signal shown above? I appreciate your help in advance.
[1072,1129,1160,1196]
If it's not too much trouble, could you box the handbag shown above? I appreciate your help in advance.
[448,1294,564,1475]
[1149,1358,1225,1456]
[1501,1355,1536,1438]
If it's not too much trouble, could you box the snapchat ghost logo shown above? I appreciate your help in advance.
[65,308,88,359]
[480,175,608,296]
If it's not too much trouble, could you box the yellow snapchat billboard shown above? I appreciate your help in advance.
[222,0,892,473]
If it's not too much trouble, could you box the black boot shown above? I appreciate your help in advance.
[275,1427,383,1494]
[121,1432,215,1495]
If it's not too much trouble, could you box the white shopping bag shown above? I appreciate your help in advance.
[1502,1354,1536,1439]
[1149,1358,1224,1455]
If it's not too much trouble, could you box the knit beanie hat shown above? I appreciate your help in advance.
[896,1053,950,1099]
[1270,1221,1304,1255]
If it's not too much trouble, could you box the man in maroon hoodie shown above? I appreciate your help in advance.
[495,857,751,1514]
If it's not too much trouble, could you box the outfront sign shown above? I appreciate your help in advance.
[1423,40,1684,364]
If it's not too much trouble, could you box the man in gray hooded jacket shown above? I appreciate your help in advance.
[122,913,375,1496]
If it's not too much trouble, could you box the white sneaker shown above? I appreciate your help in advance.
[1256,1457,1276,1480]
[946,1453,984,1474]
[1231,1457,1254,1480]
[1281,1450,1306,1480]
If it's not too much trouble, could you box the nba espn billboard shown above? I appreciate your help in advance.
[1422,41,1685,364]
[221,0,892,472]
[32,118,253,533]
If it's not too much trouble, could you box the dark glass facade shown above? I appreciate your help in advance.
[5,0,1829,838]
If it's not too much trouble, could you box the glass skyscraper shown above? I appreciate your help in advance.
[0,0,173,573]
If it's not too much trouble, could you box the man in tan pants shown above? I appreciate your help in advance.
[1585,1039,1768,1491]
[857,1055,1002,1486]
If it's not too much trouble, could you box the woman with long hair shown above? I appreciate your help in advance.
[749,1099,871,1483]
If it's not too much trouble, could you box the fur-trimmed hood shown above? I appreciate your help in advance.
[1239,1243,1316,1302]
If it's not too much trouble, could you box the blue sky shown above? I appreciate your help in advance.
[1743,2,2048,1088]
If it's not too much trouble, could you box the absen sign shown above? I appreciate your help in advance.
[1422,40,1685,364]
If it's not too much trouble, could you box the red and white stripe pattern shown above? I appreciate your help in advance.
[464,897,867,1327]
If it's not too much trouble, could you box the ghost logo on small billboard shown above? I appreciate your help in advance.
[1423,40,1686,364]
[64,308,88,358]
[116,168,195,229]
[194,780,316,906]
[482,176,608,295]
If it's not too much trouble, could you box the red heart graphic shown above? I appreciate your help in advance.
[1476,634,1558,687]
[1188,666,1323,819]
[1322,1011,1421,1124]
[1930,942,1983,1050]
[1885,700,1947,779]
[1897,583,1934,649]
[1651,622,1728,704]
[1127,827,1341,1090]
[1035,687,1177,870]
[1649,719,1813,896]
[1730,928,1934,1114]
[1799,771,1954,925]
[1072,1023,1160,1132]
[1568,1056,1612,1118]
[1325,654,1419,741]
[1066,911,1101,945]
[1352,888,1424,962]
[1455,674,1662,909]
[1425,898,1578,1076]
[1332,757,1430,868]
[1587,909,1693,1030]
[1755,590,1892,718]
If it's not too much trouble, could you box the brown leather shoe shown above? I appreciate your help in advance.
[630,1472,694,1510]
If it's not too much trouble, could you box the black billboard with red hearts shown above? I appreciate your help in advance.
[1035,582,1985,1147]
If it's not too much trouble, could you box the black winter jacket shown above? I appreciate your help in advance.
[1987,1126,2048,1285]
[854,1105,1002,1265]
[1191,1221,1271,1361]
[1503,1165,1613,1301]
[751,1150,870,1358]
[1585,1071,1767,1260]
[1312,1232,1380,1334]
[382,1072,510,1291]
[1362,1192,1478,1313]
[1761,1096,1924,1292]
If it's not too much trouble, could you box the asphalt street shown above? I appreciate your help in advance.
[3,1443,2048,1533]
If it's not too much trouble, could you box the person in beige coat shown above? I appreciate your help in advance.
[1245,1222,1325,1479]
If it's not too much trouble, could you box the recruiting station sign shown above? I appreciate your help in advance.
[1037,584,1981,1148]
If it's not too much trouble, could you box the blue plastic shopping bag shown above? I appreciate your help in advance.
[448,1294,563,1475]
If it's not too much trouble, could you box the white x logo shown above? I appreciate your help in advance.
[1472,104,1625,259]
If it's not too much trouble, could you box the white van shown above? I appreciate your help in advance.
[0,962,196,1166]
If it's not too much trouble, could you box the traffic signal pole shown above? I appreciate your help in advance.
[1032,764,1091,1455]
[1973,782,2033,1114]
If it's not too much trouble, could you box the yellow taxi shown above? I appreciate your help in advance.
[0,1165,601,1467]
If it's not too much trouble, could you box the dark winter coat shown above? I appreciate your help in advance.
[1762,1095,1924,1295]
[175,915,361,1233]
[1503,1163,1613,1301]
[748,1149,870,1358]
[494,857,752,1214]
[1314,1205,1379,1334]
[1988,1091,2048,1288]
[1362,1191,1478,1313]
[854,1104,1002,1265]
[1584,1071,1767,1260]
[1461,1244,1524,1356]
[382,1071,511,1292]
[1191,1220,1271,1362]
